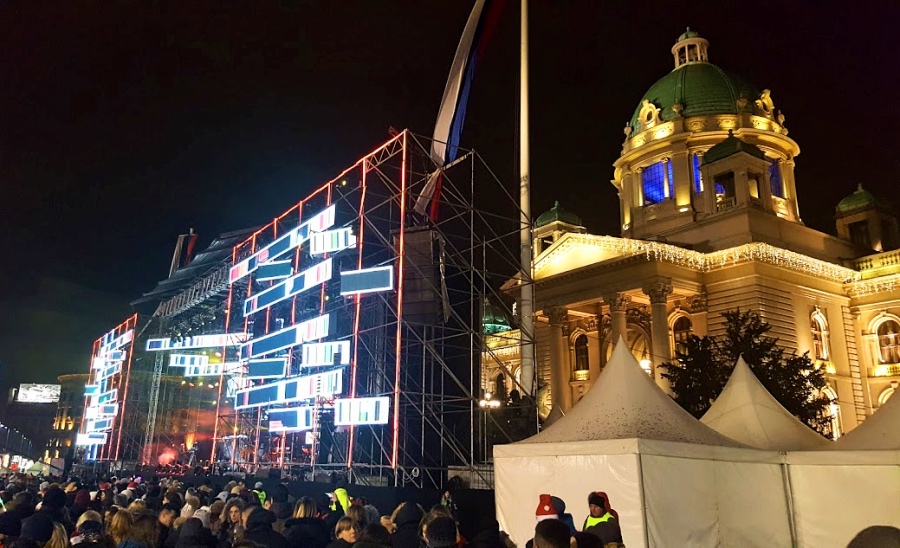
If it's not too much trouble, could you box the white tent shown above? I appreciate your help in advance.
[834,387,900,450]
[494,340,794,547]
[701,357,830,450]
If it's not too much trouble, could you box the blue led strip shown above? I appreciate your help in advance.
[229,205,336,284]
[243,258,332,317]
[234,368,342,410]
[241,314,329,359]
[256,260,294,282]
[340,266,395,296]
[247,358,289,379]
[268,406,316,432]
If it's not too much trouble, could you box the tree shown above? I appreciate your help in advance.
[660,309,832,436]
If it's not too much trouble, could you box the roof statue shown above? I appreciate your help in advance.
[834,388,900,450]
[518,337,742,446]
[701,357,830,450]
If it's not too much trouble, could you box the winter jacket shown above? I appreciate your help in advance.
[242,506,289,548]
[175,518,217,548]
[326,539,354,548]
[391,502,424,548]
[283,517,330,548]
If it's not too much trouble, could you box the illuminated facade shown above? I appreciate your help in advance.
[485,30,900,437]
[47,374,88,461]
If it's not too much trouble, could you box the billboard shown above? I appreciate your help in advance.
[16,383,61,404]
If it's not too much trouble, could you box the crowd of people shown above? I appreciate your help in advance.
[0,473,507,548]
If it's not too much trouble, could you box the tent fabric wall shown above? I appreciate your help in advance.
[786,450,900,547]
[834,386,900,450]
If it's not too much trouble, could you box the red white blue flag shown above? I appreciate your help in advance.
[415,0,505,219]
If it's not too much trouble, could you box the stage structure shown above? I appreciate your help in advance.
[193,130,526,488]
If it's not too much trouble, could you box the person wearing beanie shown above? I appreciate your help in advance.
[424,516,458,548]
[20,512,55,544]
[581,492,621,545]
[549,496,577,535]
[242,505,289,548]
[37,486,73,534]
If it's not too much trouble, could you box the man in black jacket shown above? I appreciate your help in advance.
[242,505,289,548]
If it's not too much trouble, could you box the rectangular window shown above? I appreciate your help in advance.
[692,154,703,194]
[666,159,674,198]
[769,160,784,198]
[642,162,667,205]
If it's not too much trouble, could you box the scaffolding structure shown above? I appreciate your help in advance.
[212,130,527,488]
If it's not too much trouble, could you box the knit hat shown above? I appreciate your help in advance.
[587,492,617,520]
[587,492,605,509]
[21,512,55,542]
[535,494,559,521]
[128,481,138,489]
[0,511,22,537]
[99,482,110,491]
[424,516,458,548]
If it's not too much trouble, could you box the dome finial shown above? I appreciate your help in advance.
[554,200,560,208]
[672,27,710,69]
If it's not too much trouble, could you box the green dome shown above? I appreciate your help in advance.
[535,201,582,228]
[702,130,766,165]
[678,27,702,41]
[836,185,893,216]
[630,63,762,133]
[482,298,512,335]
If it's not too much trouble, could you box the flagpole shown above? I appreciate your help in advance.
[518,0,535,398]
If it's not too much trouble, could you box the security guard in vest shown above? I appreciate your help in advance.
[582,491,623,545]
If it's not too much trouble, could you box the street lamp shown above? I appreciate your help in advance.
[479,393,502,462]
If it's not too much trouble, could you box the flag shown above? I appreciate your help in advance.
[415,0,505,219]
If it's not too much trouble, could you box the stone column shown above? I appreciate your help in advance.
[643,281,673,391]
[688,290,709,337]
[604,293,630,350]
[546,306,573,414]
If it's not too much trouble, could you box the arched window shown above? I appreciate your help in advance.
[641,160,674,205]
[877,320,900,363]
[573,334,589,380]
[672,316,692,355]
[811,311,830,361]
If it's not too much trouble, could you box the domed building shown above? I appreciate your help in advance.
[483,29,900,436]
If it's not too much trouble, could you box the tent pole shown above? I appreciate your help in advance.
[637,452,650,547]
[781,458,799,546]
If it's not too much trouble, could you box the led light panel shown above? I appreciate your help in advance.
[76,433,108,446]
[234,368,343,409]
[268,406,316,432]
[334,396,391,426]
[169,354,210,368]
[183,362,241,377]
[87,418,113,432]
[310,228,357,256]
[99,362,121,381]
[147,333,248,351]
[302,341,351,366]
[98,389,117,404]
[256,260,294,282]
[84,385,99,397]
[241,314,329,359]
[99,329,134,357]
[246,358,289,379]
[229,205,336,284]
[243,258,332,316]
[340,266,394,296]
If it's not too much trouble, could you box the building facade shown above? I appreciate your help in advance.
[47,374,88,461]
[483,30,900,437]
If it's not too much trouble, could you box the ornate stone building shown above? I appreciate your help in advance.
[482,29,900,437]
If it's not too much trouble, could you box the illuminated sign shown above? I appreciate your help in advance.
[234,368,343,409]
[84,385,99,397]
[256,260,294,282]
[310,228,357,256]
[146,333,248,351]
[302,341,351,366]
[99,329,133,357]
[169,354,209,368]
[16,384,61,404]
[241,315,329,359]
[86,418,113,432]
[246,358,289,379]
[183,362,241,377]
[268,406,316,432]
[340,266,394,296]
[334,396,391,426]
[98,362,121,381]
[85,404,118,420]
[229,205,336,284]
[98,389,117,404]
[76,433,108,446]
[243,259,332,316]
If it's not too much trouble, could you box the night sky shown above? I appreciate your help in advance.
[0,1,897,387]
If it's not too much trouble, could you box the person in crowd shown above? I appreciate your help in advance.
[847,525,900,547]
[344,505,369,529]
[45,522,69,548]
[423,516,458,548]
[180,497,199,521]
[580,492,621,546]
[157,505,177,547]
[570,532,602,548]
[328,517,358,548]
[467,518,504,548]
[440,491,458,524]
[330,482,351,515]
[354,522,391,548]
[72,489,92,521]
[0,511,22,546]
[216,499,245,546]
[206,501,224,534]
[173,518,215,548]
[20,512,56,545]
[389,502,423,548]
[282,497,328,548]
[71,511,103,546]
[107,511,136,547]
[36,487,73,534]
[532,519,571,548]
[240,506,288,548]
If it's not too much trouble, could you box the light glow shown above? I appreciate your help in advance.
[76,432,107,446]
[169,354,209,368]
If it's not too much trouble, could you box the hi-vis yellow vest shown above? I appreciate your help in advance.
[583,512,613,530]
